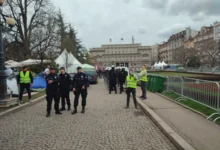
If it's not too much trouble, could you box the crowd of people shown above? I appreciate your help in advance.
[103,65,148,108]
[18,65,88,117]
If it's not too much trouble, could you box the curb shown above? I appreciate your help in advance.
[157,93,208,118]
[0,95,46,119]
[137,98,196,150]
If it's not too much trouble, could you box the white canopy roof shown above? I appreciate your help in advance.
[5,60,21,67]
[20,59,51,66]
[55,49,82,73]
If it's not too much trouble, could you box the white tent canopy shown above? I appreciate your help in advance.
[20,59,51,66]
[5,60,21,67]
[55,49,82,73]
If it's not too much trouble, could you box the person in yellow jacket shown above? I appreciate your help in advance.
[17,66,33,104]
[138,65,148,100]
[125,69,138,109]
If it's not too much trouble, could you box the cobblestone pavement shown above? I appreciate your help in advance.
[0,79,177,150]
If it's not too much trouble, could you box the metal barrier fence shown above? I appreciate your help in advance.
[163,76,220,122]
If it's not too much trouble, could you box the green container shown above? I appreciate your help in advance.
[146,75,152,90]
[149,76,156,92]
[152,76,166,93]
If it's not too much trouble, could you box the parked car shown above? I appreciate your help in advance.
[84,70,98,84]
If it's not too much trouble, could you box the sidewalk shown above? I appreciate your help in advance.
[137,88,220,150]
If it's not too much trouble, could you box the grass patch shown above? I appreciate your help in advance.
[162,92,220,124]
[0,90,46,113]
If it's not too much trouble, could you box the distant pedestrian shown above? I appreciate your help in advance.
[118,68,127,94]
[45,66,62,117]
[17,66,33,104]
[125,69,138,109]
[59,67,71,111]
[108,65,117,94]
[72,66,88,114]
[138,65,148,100]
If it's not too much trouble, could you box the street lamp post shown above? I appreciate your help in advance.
[0,0,17,102]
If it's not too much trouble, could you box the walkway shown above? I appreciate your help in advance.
[137,89,220,150]
[0,80,177,150]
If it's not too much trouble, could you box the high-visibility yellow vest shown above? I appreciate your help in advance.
[20,71,31,84]
[126,75,137,88]
[139,69,148,82]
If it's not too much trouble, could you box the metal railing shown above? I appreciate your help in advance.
[163,76,220,122]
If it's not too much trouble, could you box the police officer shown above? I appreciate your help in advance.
[45,66,62,117]
[72,66,88,114]
[125,69,138,109]
[59,67,71,111]
[108,65,117,94]
[118,68,128,94]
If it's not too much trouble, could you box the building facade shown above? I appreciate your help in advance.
[167,27,198,64]
[151,44,159,63]
[158,42,168,63]
[90,44,152,71]
[214,22,220,41]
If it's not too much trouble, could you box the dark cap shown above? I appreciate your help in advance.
[50,66,55,70]
[77,66,82,70]
[60,67,65,70]
[22,66,27,69]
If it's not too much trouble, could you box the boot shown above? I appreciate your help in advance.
[135,105,138,109]
[46,112,50,117]
[72,107,77,115]
[125,105,129,109]
[68,106,71,111]
[81,107,85,113]
[55,111,62,115]
[59,108,65,111]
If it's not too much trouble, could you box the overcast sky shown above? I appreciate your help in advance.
[52,0,220,49]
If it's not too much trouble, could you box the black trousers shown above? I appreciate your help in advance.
[60,93,71,109]
[141,81,147,98]
[46,92,59,113]
[126,88,137,107]
[19,83,31,101]
[119,81,125,93]
[74,89,87,107]
[109,81,117,93]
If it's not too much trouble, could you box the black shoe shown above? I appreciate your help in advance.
[46,112,50,117]
[139,96,143,98]
[135,105,138,109]
[125,106,129,109]
[142,97,147,100]
[55,111,62,115]
[59,108,65,111]
[81,107,85,113]
[72,109,77,115]
[68,106,71,111]
[109,92,111,94]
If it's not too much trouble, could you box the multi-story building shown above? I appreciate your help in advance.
[151,44,159,63]
[158,42,168,63]
[90,44,152,71]
[167,27,198,64]
[214,21,220,41]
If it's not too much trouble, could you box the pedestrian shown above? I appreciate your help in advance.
[72,66,88,114]
[118,68,127,94]
[17,66,33,104]
[138,65,148,100]
[108,65,117,94]
[45,66,62,117]
[59,67,71,111]
[125,69,138,109]
[117,69,121,87]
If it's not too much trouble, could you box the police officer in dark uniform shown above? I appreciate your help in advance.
[45,66,62,117]
[108,65,117,94]
[59,67,71,111]
[118,68,128,94]
[72,66,88,114]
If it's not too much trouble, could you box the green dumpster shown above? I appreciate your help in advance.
[149,76,156,92]
[146,75,152,90]
[151,76,166,93]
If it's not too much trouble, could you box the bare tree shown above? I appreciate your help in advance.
[196,39,219,67]
[6,0,54,59]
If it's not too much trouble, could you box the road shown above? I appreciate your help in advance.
[0,79,177,150]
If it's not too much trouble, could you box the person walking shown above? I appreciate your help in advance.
[72,66,88,114]
[118,68,127,94]
[138,65,148,100]
[45,66,62,117]
[17,66,33,104]
[108,65,117,94]
[59,67,71,111]
[125,69,138,109]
